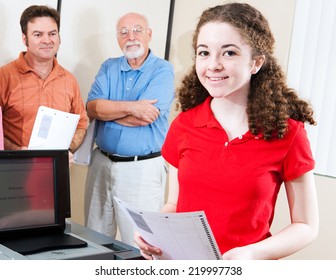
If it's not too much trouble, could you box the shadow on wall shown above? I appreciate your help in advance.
[170,29,194,87]
[58,7,116,101]
[168,30,194,121]
[71,8,107,100]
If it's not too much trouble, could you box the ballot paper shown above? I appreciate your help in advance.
[74,119,97,165]
[28,106,80,150]
[114,197,222,260]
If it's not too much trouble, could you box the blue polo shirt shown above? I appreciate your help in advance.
[87,51,174,156]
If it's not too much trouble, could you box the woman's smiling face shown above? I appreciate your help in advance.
[195,22,262,100]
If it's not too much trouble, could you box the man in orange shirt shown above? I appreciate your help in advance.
[0,5,87,154]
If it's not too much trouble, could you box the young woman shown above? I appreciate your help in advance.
[135,2,319,260]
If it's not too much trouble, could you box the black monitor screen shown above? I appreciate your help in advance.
[0,150,70,237]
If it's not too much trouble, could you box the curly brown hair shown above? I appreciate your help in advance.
[176,3,316,140]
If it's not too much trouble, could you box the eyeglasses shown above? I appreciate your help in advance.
[117,26,145,38]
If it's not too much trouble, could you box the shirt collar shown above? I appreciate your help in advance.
[17,52,31,73]
[193,96,218,128]
[17,51,60,75]
[192,96,263,140]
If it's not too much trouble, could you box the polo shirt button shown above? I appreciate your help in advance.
[224,142,228,147]
[238,135,242,139]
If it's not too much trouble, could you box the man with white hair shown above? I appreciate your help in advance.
[84,12,174,246]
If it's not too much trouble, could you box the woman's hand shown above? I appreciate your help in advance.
[134,231,162,260]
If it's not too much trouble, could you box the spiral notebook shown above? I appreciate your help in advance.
[114,197,222,260]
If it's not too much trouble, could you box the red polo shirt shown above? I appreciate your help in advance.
[162,96,315,254]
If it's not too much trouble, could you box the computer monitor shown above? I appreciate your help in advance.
[0,149,70,238]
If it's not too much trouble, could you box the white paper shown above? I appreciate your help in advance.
[28,106,80,150]
[114,197,222,260]
[74,119,97,165]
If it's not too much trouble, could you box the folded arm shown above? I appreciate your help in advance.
[87,99,160,127]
